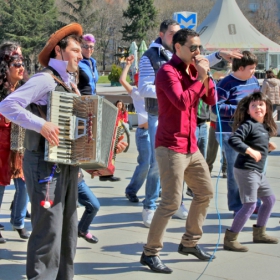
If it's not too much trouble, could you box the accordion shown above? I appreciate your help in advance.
[45,91,119,176]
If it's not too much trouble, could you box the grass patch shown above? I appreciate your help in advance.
[97,75,131,84]
[97,76,110,83]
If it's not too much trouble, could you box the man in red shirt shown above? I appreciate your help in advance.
[140,28,216,274]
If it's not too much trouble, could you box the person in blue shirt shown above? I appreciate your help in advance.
[78,33,120,182]
[78,34,99,95]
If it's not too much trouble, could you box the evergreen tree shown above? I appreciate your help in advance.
[121,0,158,42]
[0,0,59,71]
[60,0,97,33]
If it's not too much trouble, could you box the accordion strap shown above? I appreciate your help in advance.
[41,66,74,93]
[36,66,78,121]
[37,106,46,120]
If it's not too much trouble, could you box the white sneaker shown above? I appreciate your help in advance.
[142,209,155,228]
[173,203,189,220]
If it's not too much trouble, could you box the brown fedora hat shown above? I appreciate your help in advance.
[38,23,83,67]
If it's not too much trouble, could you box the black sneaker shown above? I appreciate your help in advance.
[125,193,139,203]
[99,175,120,182]
[25,210,31,219]
[0,224,4,230]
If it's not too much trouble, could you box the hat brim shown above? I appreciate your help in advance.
[38,23,83,67]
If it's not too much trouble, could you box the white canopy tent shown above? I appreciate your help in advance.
[196,0,280,70]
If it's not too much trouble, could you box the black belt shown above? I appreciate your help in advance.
[197,118,207,126]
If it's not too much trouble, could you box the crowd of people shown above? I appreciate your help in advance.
[0,18,279,278]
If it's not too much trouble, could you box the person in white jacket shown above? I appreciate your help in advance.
[261,70,280,120]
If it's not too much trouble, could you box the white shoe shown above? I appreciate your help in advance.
[173,204,189,220]
[142,209,155,228]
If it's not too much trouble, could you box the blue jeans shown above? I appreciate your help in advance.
[0,186,3,234]
[143,114,160,210]
[195,122,208,159]
[78,179,100,234]
[11,178,29,229]
[0,186,4,207]
[125,128,151,195]
[216,133,242,212]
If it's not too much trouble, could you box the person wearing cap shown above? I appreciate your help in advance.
[0,23,127,279]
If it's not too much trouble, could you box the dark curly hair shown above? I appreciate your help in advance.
[232,92,277,137]
[0,41,23,93]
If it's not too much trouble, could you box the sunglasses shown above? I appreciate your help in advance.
[82,45,94,50]
[187,45,203,53]
[10,62,25,68]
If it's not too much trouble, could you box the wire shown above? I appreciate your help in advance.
[196,74,223,280]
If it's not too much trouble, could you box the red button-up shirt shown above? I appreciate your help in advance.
[155,54,216,154]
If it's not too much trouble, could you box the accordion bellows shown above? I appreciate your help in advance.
[45,91,118,175]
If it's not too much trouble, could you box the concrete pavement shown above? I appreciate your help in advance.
[0,128,279,280]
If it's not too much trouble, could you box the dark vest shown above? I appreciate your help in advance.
[143,47,170,115]
[24,68,71,152]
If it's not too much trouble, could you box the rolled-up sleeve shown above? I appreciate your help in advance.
[138,56,157,99]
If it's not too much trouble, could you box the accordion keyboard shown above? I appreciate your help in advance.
[45,91,118,171]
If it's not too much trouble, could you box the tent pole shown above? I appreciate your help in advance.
[265,53,269,70]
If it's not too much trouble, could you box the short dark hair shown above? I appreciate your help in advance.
[172,28,199,53]
[232,51,258,72]
[50,34,83,59]
[160,19,180,33]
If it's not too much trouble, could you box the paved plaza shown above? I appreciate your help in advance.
[0,84,279,280]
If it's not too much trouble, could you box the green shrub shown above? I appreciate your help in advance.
[108,64,122,83]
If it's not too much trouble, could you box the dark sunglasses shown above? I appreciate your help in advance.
[188,45,203,52]
[10,62,25,68]
[82,45,94,50]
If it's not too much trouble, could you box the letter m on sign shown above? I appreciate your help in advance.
[173,12,197,30]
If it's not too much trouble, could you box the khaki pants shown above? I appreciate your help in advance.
[144,147,213,256]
